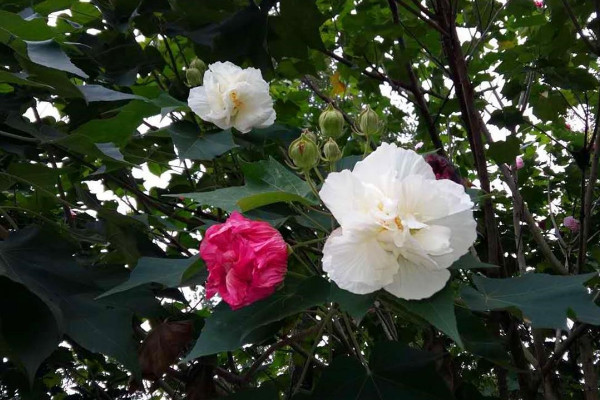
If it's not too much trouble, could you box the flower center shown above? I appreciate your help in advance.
[229,91,244,112]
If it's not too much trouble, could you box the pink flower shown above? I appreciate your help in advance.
[563,216,580,232]
[200,212,288,309]
[424,154,462,184]
[534,0,543,8]
[414,141,424,151]
[565,123,571,131]
[515,155,524,170]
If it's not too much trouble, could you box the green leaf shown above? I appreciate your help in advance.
[487,134,521,164]
[186,276,330,358]
[310,341,454,399]
[61,100,159,149]
[456,308,510,365]
[0,70,53,89]
[165,121,238,160]
[329,283,375,322]
[174,157,316,212]
[6,163,59,190]
[95,142,127,162]
[77,84,145,103]
[461,273,600,329]
[98,256,203,298]
[449,253,499,270]
[0,278,61,382]
[25,40,88,78]
[399,285,464,348]
[63,299,140,376]
[0,227,158,377]
[488,108,525,130]
[269,0,326,59]
[0,10,55,41]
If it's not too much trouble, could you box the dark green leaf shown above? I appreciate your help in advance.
[99,256,203,298]
[174,157,316,212]
[77,84,145,103]
[25,40,88,78]
[186,276,330,358]
[165,121,238,160]
[449,253,499,270]
[399,285,464,347]
[487,135,521,164]
[310,341,453,399]
[329,283,375,322]
[461,273,600,329]
[0,278,61,382]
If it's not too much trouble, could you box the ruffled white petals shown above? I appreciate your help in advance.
[322,229,399,294]
[187,61,276,133]
[319,143,477,300]
[428,210,478,269]
[352,142,435,194]
[384,262,451,300]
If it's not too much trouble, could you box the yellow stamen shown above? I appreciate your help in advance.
[230,91,243,109]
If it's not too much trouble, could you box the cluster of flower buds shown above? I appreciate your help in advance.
[186,58,207,87]
[289,103,384,170]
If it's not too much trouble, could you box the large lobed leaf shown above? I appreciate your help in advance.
[461,273,600,329]
[174,157,317,212]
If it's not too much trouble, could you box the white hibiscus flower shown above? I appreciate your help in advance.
[187,61,276,133]
[319,143,477,300]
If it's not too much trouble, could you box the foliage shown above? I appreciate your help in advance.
[1,0,600,399]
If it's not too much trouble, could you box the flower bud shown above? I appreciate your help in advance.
[563,216,580,232]
[288,132,320,170]
[515,155,524,170]
[319,104,344,139]
[186,68,204,87]
[190,58,207,74]
[323,138,342,163]
[357,105,380,136]
[424,154,462,184]
[301,128,317,143]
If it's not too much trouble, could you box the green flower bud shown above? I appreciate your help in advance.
[190,58,207,74]
[323,138,342,163]
[289,132,320,170]
[319,103,344,139]
[186,68,204,87]
[301,128,317,143]
[357,105,380,136]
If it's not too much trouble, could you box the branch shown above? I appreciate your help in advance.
[435,0,502,267]
[542,324,588,375]
[576,93,600,273]
[388,0,446,156]
[242,325,322,381]
[395,0,448,36]
[559,0,599,56]
[301,75,358,131]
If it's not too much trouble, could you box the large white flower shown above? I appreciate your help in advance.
[187,61,276,133]
[319,143,477,300]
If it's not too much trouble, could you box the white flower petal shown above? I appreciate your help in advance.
[323,228,399,294]
[395,175,472,223]
[187,86,211,119]
[412,225,453,256]
[428,209,478,269]
[352,143,435,194]
[319,170,377,230]
[384,262,450,300]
